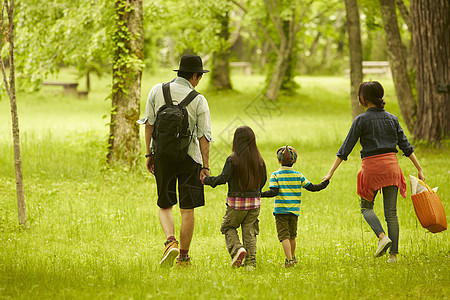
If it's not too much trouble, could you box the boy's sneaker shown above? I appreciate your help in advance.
[282,259,295,268]
[160,240,179,268]
[175,256,192,268]
[374,236,392,257]
[231,248,247,268]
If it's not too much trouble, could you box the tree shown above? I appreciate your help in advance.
[107,0,144,167]
[13,0,112,91]
[411,0,449,142]
[379,0,416,133]
[261,0,308,100]
[344,0,364,119]
[163,0,235,90]
[209,9,233,90]
[1,0,27,226]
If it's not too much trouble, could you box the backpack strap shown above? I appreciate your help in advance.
[179,90,200,108]
[162,82,199,107]
[162,82,173,106]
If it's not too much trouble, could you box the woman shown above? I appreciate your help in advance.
[322,81,425,263]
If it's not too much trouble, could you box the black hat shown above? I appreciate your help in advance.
[173,55,209,73]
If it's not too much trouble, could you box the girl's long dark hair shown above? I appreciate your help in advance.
[231,126,266,192]
[358,81,386,109]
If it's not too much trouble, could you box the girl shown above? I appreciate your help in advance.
[322,81,425,263]
[202,126,266,268]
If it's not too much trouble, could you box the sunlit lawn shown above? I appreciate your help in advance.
[0,70,448,299]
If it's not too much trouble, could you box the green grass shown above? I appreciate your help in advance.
[0,70,449,299]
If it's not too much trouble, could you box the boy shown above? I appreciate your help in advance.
[262,145,329,267]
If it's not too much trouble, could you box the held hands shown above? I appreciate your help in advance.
[322,172,333,182]
[199,168,210,183]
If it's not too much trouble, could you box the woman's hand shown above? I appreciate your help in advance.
[322,157,342,183]
[418,169,425,182]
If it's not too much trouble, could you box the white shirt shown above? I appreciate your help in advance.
[138,77,213,165]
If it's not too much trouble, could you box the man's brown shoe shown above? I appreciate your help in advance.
[175,256,192,268]
[160,240,179,268]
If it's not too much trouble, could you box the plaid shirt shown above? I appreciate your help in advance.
[226,197,261,210]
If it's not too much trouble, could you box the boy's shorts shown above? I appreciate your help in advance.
[154,155,204,209]
[275,213,298,241]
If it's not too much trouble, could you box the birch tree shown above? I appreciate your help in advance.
[1,0,27,226]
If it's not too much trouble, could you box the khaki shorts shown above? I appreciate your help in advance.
[275,213,298,241]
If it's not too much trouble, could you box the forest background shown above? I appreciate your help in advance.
[0,0,448,299]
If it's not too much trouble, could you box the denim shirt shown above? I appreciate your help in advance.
[138,77,213,165]
[203,156,267,198]
[337,107,414,160]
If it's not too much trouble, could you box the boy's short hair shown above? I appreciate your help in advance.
[277,145,298,166]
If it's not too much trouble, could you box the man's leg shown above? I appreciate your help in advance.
[159,206,175,239]
[179,208,195,252]
[154,157,179,268]
[159,206,180,268]
[176,156,204,265]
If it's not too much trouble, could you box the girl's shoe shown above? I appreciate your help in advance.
[292,256,298,264]
[231,248,247,268]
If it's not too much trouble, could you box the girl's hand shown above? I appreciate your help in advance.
[322,173,333,182]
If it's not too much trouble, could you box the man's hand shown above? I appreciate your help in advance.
[200,168,210,181]
[146,156,155,174]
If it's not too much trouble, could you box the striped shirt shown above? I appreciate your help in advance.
[226,197,261,211]
[269,166,310,216]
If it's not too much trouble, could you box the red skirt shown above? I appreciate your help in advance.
[357,152,407,201]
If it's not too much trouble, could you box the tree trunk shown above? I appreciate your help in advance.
[265,42,291,100]
[379,0,416,133]
[411,0,449,142]
[344,0,364,119]
[86,71,90,91]
[395,0,411,31]
[265,16,296,101]
[210,11,232,90]
[107,0,144,167]
[1,0,27,226]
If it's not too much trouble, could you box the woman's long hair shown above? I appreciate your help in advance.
[231,126,266,192]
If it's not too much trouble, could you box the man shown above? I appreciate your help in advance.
[138,55,212,267]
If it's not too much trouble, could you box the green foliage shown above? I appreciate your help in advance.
[0,73,449,298]
[13,0,114,91]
